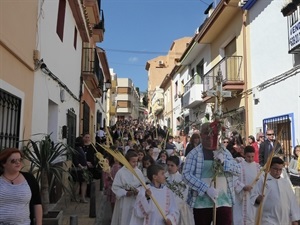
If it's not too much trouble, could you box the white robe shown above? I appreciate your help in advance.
[165,171,195,225]
[250,173,300,225]
[111,166,145,225]
[233,161,260,225]
[130,185,180,225]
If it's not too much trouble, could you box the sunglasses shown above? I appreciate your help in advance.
[223,141,229,143]
[9,158,23,164]
[267,133,274,136]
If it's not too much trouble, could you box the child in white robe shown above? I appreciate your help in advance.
[165,156,195,225]
[233,146,261,225]
[130,164,179,225]
[111,151,145,225]
[250,157,300,225]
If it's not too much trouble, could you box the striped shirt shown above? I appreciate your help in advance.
[0,178,31,225]
[182,144,241,208]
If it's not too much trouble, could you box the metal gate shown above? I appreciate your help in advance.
[263,114,292,162]
[0,89,21,149]
[67,109,76,148]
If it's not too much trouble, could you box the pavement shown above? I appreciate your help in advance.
[53,180,112,225]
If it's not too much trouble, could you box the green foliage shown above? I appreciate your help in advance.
[165,179,187,200]
[22,134,75,215]
[23,135,72,183]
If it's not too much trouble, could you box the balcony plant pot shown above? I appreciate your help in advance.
[293,0,300,6]
[281,2,297,17]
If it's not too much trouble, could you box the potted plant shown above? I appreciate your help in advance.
[22,134,75,225]
[281,1,297,17]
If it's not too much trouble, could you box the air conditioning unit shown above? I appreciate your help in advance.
[158,60,164,66]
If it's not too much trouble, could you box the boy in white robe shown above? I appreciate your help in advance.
[165,156,195,225]
[250,157,300,225]
[130,164,180,225]
[111,151,145,225]
[233,146,261,225]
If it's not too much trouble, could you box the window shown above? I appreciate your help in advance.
[117,100,131,108]
[196,59,204,84]
[117,87,131,94]
[175,81,178,98]
[82,101,90,134]
[0,89,21,148]
[67,109,76,148]
[73,27,77,49]
[263,114,292,161]
[56,0,66,42]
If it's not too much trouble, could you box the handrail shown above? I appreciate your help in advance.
[202,56,243,92]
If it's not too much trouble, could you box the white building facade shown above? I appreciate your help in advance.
[246,0,300,151]
[33,0,83,142]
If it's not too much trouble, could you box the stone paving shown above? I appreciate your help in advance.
[53,180,112,225]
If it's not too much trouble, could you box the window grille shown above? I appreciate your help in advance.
[82,101,90,135]
[263,115,292,161]
[67,109,76,148]
[0,89,21,149]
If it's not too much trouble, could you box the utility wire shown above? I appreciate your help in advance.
[105,48,183,55]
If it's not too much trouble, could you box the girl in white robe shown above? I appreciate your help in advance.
[165,156,195,225]
[130,164,179,225]
[110,151,145,225]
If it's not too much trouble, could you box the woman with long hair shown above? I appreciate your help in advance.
[185,133,201,156]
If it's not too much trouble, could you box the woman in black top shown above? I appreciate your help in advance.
[185,133,201,156]
[71,136,89,203]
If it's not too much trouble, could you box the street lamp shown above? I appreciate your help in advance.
[103,80,111,92]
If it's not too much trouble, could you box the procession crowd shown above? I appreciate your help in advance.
[0,119,300,225]
[88,119,300,225]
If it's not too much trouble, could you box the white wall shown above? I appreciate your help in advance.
[249,0,300,146]
[32,1,82,141]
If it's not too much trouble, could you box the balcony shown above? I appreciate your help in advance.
[202,56,244,102]
[83,0,101,24]
[111,80,117,93]
[68,0,90,42]
[117,94,131,101]
[182,75,203,108]
[152,98,164,115]
[93,10,105,43]
[116,107,132,114]
[82,48,104,98]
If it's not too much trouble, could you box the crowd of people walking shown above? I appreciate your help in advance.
[0,118,300,225]
[88,119,299,225]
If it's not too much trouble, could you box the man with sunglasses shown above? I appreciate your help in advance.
[259,129,282,166]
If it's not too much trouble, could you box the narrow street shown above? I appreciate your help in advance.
[95,191,112,225]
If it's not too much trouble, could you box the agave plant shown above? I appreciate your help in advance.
[22,134,74,216]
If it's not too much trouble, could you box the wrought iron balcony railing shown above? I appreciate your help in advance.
[203,56,243,92]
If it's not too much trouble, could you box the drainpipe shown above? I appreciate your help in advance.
[243,10,249,139]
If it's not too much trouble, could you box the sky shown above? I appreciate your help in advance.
[98,0,211,92]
